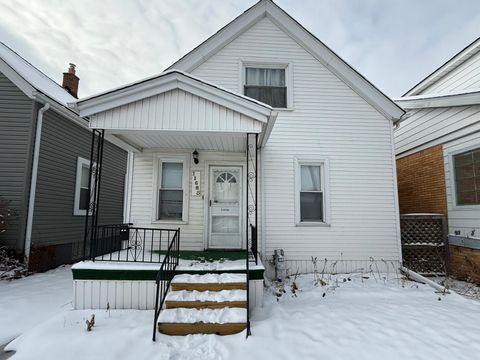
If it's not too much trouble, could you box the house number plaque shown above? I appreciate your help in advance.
[192,170,201,197]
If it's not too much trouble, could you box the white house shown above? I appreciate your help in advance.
[72,0,404,337]
[395,37,480,239]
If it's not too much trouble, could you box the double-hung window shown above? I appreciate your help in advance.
[454,148,480,205]
[296,161,326,224]
[158,161,184,220]
[74,157,92,216]
[244,67,287,108]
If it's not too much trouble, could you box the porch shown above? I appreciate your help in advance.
[74,70,277,339]
[72,226,265,337]
[76,71,278,257]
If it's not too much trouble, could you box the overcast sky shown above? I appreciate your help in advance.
[0,0,479,98]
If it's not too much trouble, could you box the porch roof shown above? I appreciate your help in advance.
[76,70,277,152]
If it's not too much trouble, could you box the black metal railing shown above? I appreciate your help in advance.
[250,224,258,265]
[89,223,179,263]
[152,228,180,341]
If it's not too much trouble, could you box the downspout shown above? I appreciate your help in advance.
[24,102,50,263]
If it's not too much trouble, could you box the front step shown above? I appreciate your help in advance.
[158,308,247,336]
[158,273,248,336]
[171,273,246,292]
[165,289,247,309]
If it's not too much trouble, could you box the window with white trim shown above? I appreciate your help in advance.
[158,161,185,220]
[296,162,326,223]
[454,147,480,205]
[74,157,92,216]
[244,67,287,108]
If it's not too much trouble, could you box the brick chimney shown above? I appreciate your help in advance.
[62,63,79,98]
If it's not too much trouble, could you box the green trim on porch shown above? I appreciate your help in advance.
[154,250,247,262]
[73,250,264,281]
[72,267,264,281]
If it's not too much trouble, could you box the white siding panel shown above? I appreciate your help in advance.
[395,105,480,156]
[90,89,262,133]
[73,279,263,310]
[443,132,480,236]
[130,150,247,250]
[420,52,480,95]
[192,17,401,263]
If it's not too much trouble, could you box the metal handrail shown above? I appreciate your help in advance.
[152,227,180,341]
[89,224,178,263]
[246,227,251,337]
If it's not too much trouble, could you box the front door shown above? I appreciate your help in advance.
[208,166,243,249]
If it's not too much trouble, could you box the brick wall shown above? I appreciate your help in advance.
[396,145,448,215]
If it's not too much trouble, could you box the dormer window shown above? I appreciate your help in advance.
[244,67,287,108]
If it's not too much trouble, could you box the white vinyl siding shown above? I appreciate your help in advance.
[419,51,480,95]
[130,150,246,250]
[89,88,262,133]
[395,105,480,157]
[191,17,401,263]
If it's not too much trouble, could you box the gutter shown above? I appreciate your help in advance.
[32,91,89,129]
[24,102,50,263]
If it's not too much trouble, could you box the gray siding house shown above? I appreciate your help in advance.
[0,42,127,271]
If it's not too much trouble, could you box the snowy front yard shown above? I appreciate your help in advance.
[0,265,72,344]
[3,269,480,359]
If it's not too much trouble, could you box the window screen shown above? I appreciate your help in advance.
[300,165,323,222]
[454,148,480,205]
[158,162,183,220]
[244,67,287,108]
[79,164,90,210]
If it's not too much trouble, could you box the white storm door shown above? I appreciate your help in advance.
[208,166,243,249]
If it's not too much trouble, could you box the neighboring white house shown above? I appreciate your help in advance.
[76,0,404,275]
[395,36,480,239]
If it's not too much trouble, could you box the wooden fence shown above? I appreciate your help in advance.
[400,214,448,275]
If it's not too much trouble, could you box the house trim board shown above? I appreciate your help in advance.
[72,267,265,281]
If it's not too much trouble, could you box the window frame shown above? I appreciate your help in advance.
[152,154,190,224]
[294,158,330,226]
[240,59,293,110]
[74,157,93,216]
[450,145,480,209]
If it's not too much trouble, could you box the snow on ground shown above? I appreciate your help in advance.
[0,265,72,344]
[5,273,480,360]
[432,276,480,300]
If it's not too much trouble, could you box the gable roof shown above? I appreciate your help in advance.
[404,36,480,97]
[77,69,274,122]
[0,41,77,107]
[166,0,404,121]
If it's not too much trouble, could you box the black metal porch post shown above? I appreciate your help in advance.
[82,129,105,260]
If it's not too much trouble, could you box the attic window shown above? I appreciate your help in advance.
[244,67,287,108]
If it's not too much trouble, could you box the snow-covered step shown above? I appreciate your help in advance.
[158,308,247,336]
[165,289,247,309]
[171,273,246,291]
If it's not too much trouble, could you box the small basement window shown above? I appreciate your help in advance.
[454,148,480,205]
[158,161,184,220]
[296,161,326,224]
[244,67,287,108]
[74,157,92,216]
